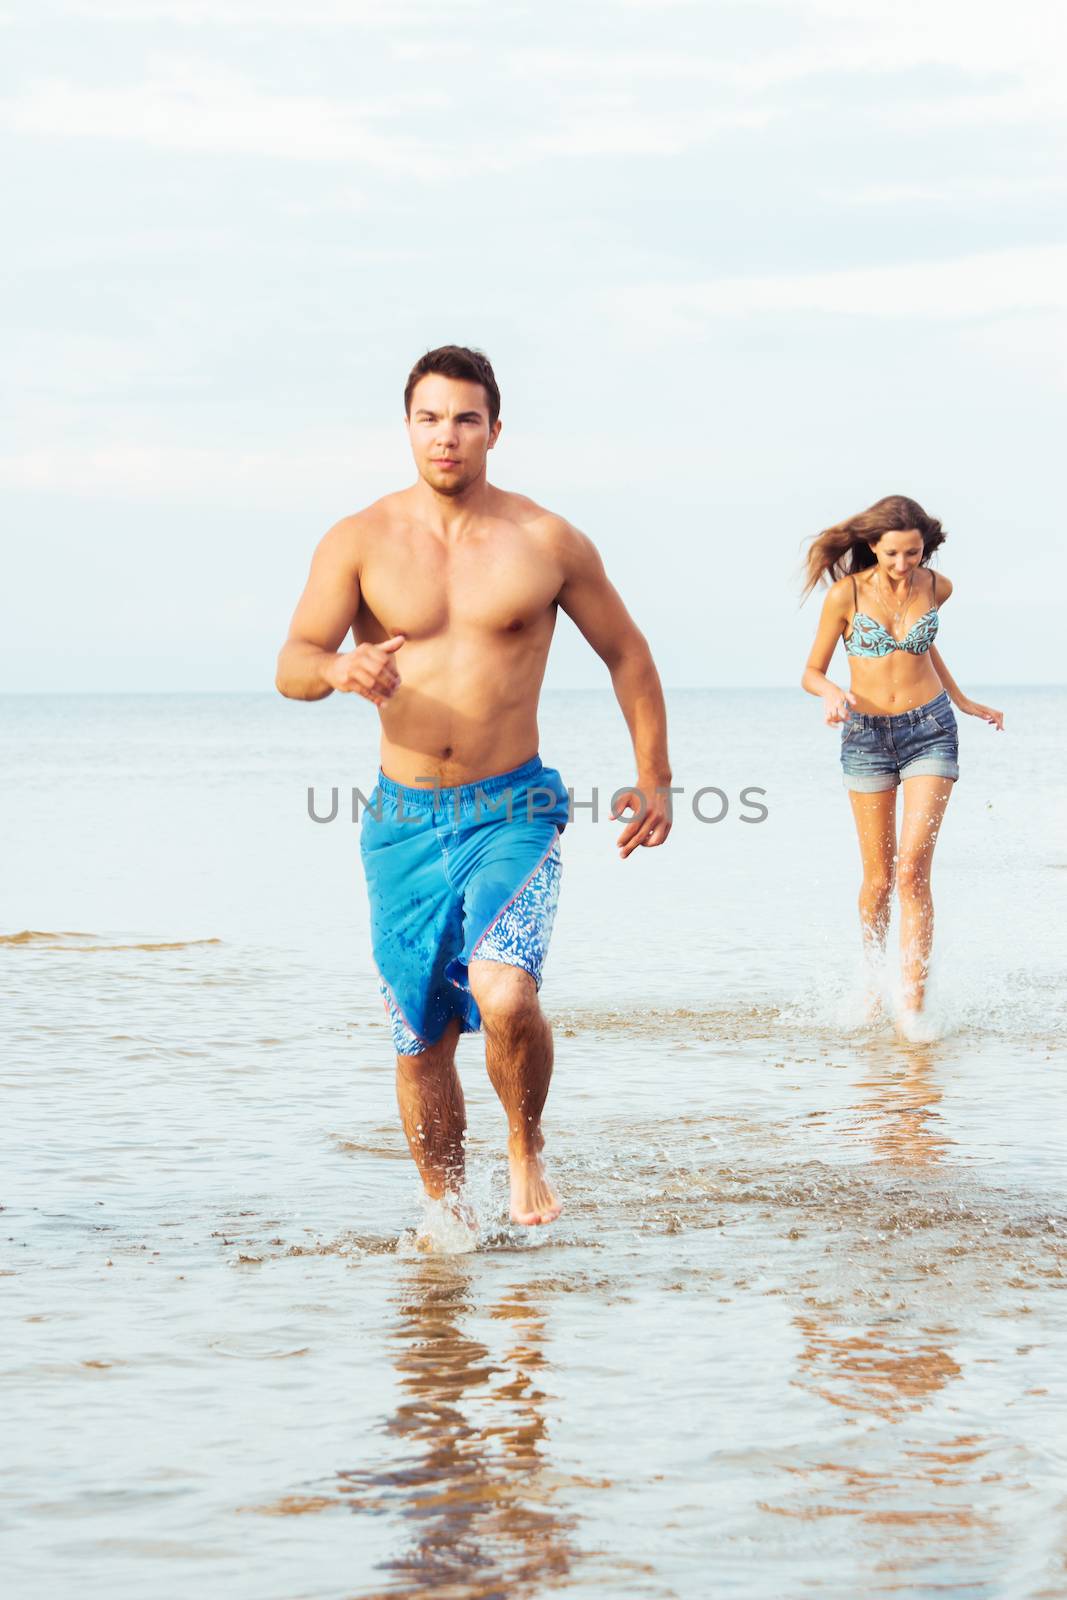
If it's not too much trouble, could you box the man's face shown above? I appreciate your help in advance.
[406,374,501,496]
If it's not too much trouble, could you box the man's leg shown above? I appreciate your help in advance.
[394,1016,466,1200]
[467,961,560,1226]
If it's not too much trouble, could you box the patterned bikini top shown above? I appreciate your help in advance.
[844,570,940,657]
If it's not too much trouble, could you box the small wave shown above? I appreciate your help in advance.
[0,930,222,952]
[327,1132,410,1161]
[208,1341,310,1359]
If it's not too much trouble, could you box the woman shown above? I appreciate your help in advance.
[800,495,1003,1036]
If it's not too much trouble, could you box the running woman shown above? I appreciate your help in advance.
[800,495,1003,1035]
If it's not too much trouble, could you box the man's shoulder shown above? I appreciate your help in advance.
[492,489,584,551]
[326,491,411,546]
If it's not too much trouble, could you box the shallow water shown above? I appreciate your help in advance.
[3,690,1066,1597]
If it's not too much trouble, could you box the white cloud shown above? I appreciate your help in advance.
[0,434,409,503]
[744,0,1063,74]
[528,101,773,157]
[12,1,1061,179]
[1,59,461,173]
[52,0,477,21]
[618,245,1067,326]
[1,55,778,171]
[513,2,1067,127]
[817,176,1067,207]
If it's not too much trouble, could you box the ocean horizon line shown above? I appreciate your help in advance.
[1,682,1062,698]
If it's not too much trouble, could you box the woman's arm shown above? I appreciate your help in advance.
[929,643,1004,730]
[801,580,857,723]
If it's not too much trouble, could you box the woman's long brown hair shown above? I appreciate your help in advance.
[800,495,946,601]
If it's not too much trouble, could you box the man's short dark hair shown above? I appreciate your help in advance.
[404,345,501,427]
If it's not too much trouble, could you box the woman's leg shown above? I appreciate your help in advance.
[847,787,898,1012]
[844,784,895,1017]
[897,775,955,1012]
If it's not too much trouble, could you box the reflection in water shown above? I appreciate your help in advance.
[849,1043,951,1165]
[771,1093,1001,1557]
[337,1262,579,1598]
[761,1301,1001,1556]
[769,1300,997,1550]
[792,1312,961,1423]
[766,1044,1004,1551]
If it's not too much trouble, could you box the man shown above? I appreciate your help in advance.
[275,345,672,1229]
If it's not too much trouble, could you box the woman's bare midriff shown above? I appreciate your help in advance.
[847,656,944,717]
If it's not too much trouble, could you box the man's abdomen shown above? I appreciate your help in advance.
[376,632,553,787]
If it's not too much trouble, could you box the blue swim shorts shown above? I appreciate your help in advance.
[359,754,569,1055]
[840,689,959,792]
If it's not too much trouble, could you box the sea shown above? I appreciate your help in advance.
[2,687,1065,1599]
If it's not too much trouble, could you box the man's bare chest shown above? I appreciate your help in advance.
[359,535,562,640]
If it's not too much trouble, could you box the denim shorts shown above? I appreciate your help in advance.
[840,689,959,792]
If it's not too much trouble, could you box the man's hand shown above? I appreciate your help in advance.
[323,635,405,706]
[612,784,674,859]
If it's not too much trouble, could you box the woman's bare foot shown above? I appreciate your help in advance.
[508,1138,561,1226]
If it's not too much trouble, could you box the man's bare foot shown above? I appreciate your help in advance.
[508,1141,561,1226]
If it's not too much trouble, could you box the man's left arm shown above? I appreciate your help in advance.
[555,521,673,857]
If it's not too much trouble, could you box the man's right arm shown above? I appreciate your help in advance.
[274,516,404,704]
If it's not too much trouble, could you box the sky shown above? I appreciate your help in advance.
[2,0,1064,691]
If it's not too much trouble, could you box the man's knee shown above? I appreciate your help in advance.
[396,1017,461,1072]
[468,960,539,1027]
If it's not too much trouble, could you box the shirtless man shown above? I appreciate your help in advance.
[275,345,672,1229]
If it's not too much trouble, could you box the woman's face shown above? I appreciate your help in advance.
[872,529,924,580]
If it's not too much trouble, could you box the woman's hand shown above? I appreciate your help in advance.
[822,687,858,726]
[960,698,1004,731]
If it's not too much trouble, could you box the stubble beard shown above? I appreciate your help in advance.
[423,460,482,497]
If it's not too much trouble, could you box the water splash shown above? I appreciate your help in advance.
[396,1192,482,1257]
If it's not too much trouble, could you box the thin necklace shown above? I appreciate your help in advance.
[876,567,915,636]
